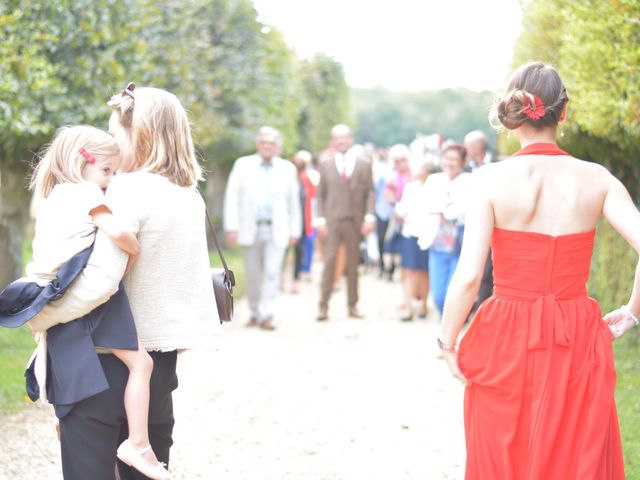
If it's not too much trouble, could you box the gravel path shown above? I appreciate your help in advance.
[0,266,466,479]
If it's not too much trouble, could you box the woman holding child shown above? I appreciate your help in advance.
[28,84,219,479]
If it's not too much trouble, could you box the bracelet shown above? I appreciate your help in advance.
[621,305,640,326]
[437,337,456,352]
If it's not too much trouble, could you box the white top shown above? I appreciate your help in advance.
[417,171,472,250]
[30,172,221,352]
[394,180,424,238]
[334,152,356,179]
[26,182,106,286]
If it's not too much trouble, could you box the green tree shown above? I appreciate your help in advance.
[352,87,496,148]
[297,53,351,153]
[0,0,144,288]
[510,0,640,192]
[0,0,349,288]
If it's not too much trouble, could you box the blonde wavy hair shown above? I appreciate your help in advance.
[30,125,120,198]
[108,85,203,187]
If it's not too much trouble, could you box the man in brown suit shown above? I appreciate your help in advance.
[316,124,375,320]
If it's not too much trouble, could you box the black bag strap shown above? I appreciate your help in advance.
[198,190,230,275]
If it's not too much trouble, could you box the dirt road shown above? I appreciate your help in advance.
[0,267,465,479]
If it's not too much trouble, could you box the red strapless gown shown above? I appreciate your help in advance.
[458,227,625,479]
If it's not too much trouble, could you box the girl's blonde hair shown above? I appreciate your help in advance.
[108,86,203,187]
[30,125,120,198]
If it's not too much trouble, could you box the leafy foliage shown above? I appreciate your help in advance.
[352,87,497,148]
[0,0,351,288]
[297,54,351,153]
[511,0,640,195]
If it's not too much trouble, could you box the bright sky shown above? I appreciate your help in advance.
[253,0,523,92]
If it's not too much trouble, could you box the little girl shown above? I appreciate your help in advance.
[26,125,170,480]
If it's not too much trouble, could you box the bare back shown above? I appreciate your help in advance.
[484,154,609,236]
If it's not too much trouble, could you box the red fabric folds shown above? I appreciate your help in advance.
[457,227,625,479]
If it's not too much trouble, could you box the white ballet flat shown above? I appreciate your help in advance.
[116,439,171,480]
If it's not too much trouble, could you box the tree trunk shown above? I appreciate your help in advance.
[0,160,31,288]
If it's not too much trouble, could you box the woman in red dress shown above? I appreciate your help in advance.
[438,61,636,479]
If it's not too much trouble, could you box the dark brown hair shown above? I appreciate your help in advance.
[492,62,569,130]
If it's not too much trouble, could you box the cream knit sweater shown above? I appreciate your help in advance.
[30,172,221,351]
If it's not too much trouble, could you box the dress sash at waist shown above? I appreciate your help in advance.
[492,287,589,350]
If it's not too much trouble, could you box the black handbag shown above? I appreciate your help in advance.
[204,204,235,323]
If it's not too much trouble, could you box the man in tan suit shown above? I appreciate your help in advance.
[316,124,375,320]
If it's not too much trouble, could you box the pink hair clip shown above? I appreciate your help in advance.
[79,147,96,164]
[522,94,546,121]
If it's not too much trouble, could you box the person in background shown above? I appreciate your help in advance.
[373,148,393,278]
[291,150,317,293]
[464,130,494,315]
[382,144,414,281]
[418,142,471,316]
[463,130,494,170]
[223,126,301,330]
[316,124,375,321]
[394,160,437,321]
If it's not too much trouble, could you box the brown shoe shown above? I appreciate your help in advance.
[260,319,276,331]
[317,307,329,321]
[246,317,258,327]
[348,307,364,319]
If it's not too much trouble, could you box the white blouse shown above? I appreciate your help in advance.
[27,182,106,286]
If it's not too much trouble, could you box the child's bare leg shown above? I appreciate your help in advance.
[112,342,159,464]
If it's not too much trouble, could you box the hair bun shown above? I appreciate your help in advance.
[495,89,529,130]
[490,62,569,131]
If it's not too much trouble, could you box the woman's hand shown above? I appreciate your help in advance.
[442,349,470,386]
[603,307,637,339]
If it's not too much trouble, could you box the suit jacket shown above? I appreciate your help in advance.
[316,152,375,227]
[0,245,138,419]
[223,154,302,248]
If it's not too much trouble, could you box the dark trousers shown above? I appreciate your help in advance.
[375,216,390,274]
[293,235,304,281]
[60,351,178,480]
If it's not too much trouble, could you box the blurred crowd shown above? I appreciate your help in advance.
[222,124,497,330]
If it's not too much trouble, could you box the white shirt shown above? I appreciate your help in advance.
[255,156,275,221]
[417,171,472,250]
[27,182,106,286]
[394,180,424,238]
[334,152,355,179]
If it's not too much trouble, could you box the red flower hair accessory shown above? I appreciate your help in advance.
[522,93,545,121]
[79,147,96,164]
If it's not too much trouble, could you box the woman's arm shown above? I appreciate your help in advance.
[91,205,140,256]
[439,172,494,383]
[28,230,127,331]
[601,170,640,337]
[28,175,139,331]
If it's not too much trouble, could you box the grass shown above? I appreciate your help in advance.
[0,326,36,413]
[614,334,640,478]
